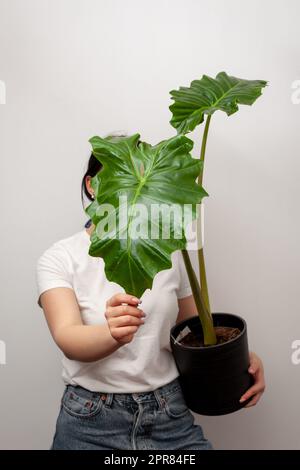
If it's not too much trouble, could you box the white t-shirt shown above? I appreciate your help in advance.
[36,228,192,393]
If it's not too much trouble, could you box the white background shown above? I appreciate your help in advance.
[0,0,299,449]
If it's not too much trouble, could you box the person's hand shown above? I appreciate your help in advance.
[105,293,145,345]
[240,351,266,407]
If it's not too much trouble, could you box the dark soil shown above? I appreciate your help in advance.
[180,326,241,347]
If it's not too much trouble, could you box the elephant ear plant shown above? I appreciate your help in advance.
[169,72,267,346]
[86,71,267,415]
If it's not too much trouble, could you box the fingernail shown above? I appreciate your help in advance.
[131,297,141,303]
[141,318,145,323]
[239,397,246,403]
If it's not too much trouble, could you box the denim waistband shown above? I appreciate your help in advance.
[66,376,182,409]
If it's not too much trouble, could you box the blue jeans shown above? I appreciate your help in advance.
[51,377,213,450]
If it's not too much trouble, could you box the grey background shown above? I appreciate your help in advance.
[0,0,299,449]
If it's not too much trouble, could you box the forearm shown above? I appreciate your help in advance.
[54,323,121,362]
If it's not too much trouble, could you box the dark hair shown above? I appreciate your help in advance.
[81,133,129,208]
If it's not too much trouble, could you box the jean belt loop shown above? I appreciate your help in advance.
[153,389,166,409]
[100,392,113,407]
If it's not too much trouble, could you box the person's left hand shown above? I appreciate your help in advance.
[239,351,266,407]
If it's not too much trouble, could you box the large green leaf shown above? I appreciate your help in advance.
[85,133,207,298]
[169,71,267,134]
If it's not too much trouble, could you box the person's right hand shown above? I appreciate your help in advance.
[105,293,145,344]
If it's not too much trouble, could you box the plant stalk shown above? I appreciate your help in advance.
[198,114,211,315]
[199,114,211,185]
[181,250,216,345]
[198,248,211,312]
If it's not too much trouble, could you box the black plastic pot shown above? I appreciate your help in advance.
[170,313,254,416]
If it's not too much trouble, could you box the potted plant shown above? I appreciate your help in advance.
[85,71,267,416]
[168,72,267,415]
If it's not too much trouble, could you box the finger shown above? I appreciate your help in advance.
[111,325,139,339]
[250,365,265,390]
[110,315,145,328]
[107,293,141,308]
[248,360,259,375]
[244,392,263,408]
[248,353,260,374]
[239,383,263,403]
[106,305,145,319]
[255,365,265,381]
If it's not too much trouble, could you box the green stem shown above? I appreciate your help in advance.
[198,115,212,315]
[198,248,211,312]
[181,250,216,345]
[199,114,211,185]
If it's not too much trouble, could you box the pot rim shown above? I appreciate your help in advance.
[170,312,247,351]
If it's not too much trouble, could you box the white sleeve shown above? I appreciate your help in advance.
[176,251,193,299]
[36,242,73,308]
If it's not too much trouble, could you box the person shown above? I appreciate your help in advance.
[36,142,265,451]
